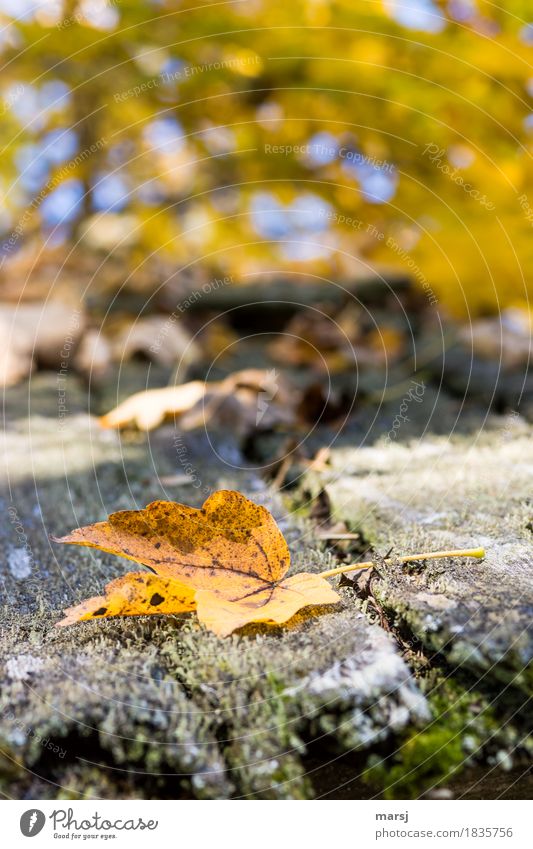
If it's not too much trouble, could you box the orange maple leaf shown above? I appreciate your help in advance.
[53,490,341,636]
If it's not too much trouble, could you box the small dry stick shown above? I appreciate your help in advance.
[319,547,486,579]
[317,532,361,541]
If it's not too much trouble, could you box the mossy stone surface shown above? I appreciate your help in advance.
[1,384,430,800]
[299,422,533,696]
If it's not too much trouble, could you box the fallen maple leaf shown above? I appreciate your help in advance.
[53,490,340,636]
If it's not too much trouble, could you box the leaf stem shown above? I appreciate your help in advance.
[319,547,486,579]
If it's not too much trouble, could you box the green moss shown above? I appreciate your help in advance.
[365,724,463,799]
[363,680,507,799]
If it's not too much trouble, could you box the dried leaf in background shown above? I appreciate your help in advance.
[99,368,298,433]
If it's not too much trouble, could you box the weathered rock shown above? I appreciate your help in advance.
[1,389,430,799]
[299,421,533,698]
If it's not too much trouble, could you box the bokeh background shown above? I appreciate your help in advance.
[0,0,532,443]
[1,1,533,804]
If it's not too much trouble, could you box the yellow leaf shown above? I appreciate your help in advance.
[53,490,341,635]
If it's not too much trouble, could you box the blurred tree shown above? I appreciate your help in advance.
[0,0,532,316]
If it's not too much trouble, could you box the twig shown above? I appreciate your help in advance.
[317,532,361,541]
[319,547,486,579]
